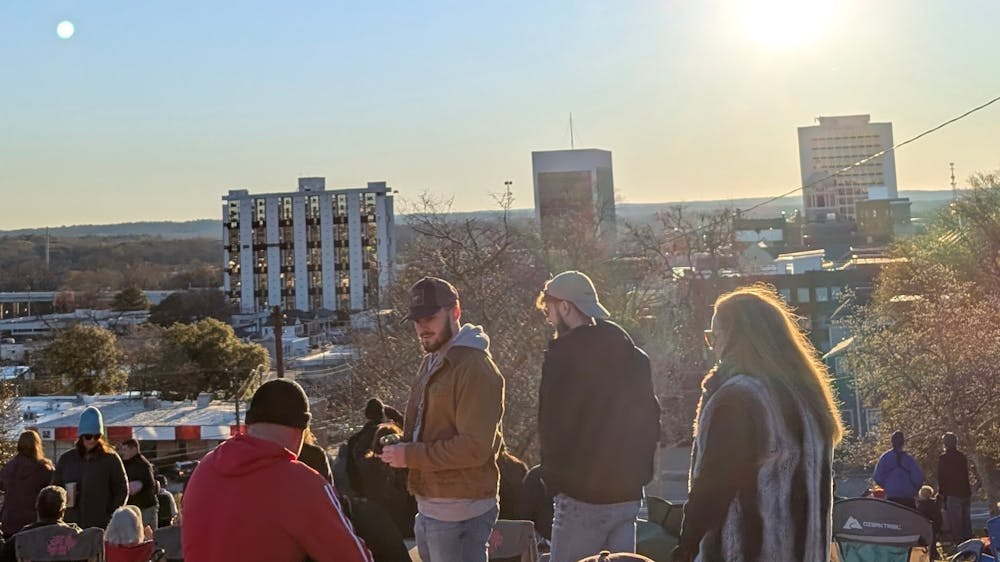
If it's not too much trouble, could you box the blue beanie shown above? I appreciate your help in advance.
[78,407,104,436]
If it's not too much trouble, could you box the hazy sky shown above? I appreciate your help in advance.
[2,1,999,229]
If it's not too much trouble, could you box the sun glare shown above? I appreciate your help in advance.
[738,0,835,48]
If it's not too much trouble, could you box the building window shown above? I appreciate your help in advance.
[816,287,829,302]
[778,288,791,302]
[279,197,293,222]
[831,286,843,301]
[797,288,811,303]
[253,198,266,225]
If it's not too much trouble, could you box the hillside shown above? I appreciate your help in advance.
[0,190,954,240]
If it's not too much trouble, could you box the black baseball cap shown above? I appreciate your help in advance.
[400,277,459,324]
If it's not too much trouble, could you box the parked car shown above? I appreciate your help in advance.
[175,460,199,483]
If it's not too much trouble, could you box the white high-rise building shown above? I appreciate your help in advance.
[223,177,395,315]
[531,148,616,240]
[798,115,897,222]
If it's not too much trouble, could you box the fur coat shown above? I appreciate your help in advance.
[676,373,833,562]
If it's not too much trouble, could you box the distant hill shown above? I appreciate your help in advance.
[0,190,954,239]
[0,220,220,239]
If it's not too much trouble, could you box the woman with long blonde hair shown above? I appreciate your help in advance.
[673,284,844,562]
[0,430,55,538]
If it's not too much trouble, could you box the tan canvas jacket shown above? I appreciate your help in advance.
[402,345,505,499]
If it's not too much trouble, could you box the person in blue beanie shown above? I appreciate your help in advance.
[872,431,925,508]
[52,406,128,529]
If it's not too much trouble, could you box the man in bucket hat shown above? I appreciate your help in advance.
[381,277,506,562]
[535,271,661,562]
[182,379,372,562]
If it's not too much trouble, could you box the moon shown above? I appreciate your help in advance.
[56,21,75,40]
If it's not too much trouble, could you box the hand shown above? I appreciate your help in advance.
[379,444,408,468]
[143,525,153,541]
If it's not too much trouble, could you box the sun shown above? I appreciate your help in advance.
[738,0,835,48]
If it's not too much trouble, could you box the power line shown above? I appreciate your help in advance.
[660,94,1000,246]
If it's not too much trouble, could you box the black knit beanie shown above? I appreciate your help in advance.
[245,379,312,429]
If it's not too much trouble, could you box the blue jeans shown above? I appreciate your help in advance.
[415,506,498,562]
[549,494,641,562]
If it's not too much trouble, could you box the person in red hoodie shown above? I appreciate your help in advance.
[182,379,372,562]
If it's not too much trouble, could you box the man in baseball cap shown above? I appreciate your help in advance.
[400,276,460,324]
[541,270,611,327]
[535,271,660,562]
[384,276,506,562]
[183,379,372,562]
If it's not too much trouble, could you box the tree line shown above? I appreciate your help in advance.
[0,235,220,292]
[26,319,268,402]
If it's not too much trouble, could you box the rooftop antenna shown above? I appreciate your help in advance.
[950,162,957,199]
[569,113,575,150]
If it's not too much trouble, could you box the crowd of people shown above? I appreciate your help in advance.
[0,410,179,561]
[0,272,982,562]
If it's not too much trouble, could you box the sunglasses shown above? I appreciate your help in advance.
[80,434,99,441]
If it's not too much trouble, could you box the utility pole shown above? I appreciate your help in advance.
[569,113,575,150]
[272,305,285,378]
[950,162,957,199]
[234,364,265,434]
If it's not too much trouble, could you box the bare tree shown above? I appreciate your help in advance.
[333,195,720,461]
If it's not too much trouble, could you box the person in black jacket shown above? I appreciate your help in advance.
[0,430,55,539]
[51,406,128,529]
[154,476,177,529]
[938,432,973,543]
[298,428,334,483]
[118,439,159,530]
[536,271,661,562]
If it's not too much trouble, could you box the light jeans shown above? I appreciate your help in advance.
[415,506,498,562]
[548,494,641,562]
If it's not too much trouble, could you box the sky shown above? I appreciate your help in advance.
[2,0,999,229]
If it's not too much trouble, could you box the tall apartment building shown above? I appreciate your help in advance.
[223,177,395,315]
[531,149,616,240]
[798,115,897,222]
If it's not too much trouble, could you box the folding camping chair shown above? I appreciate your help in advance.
[14,525,104,562]
[987,516,1000,559]
[488,520,538,562]
[645,496,685,537]
[153,525,183,562]
[832,498,935,562]
[949,538,990,561]
[637,495,681,559]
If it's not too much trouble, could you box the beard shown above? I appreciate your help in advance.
[421,321,454,353]
[553,309,572,338]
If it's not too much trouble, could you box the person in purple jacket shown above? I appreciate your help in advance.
[0,430,55,538]
[873,431,925,509]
